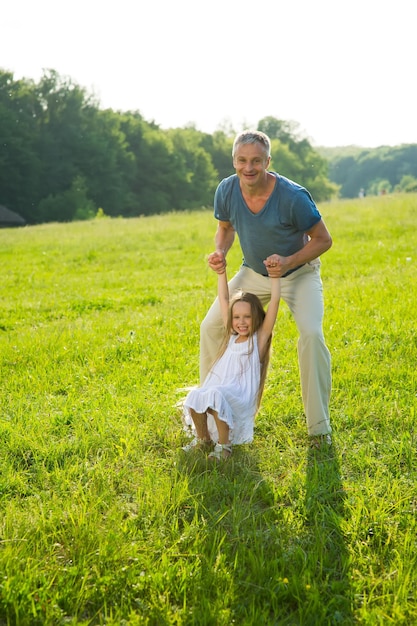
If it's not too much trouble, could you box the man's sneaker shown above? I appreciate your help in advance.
[309,434,332,449]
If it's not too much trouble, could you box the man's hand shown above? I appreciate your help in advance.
[208,250,226,274]
[263,254,290,278]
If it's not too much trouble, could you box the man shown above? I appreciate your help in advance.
[200,130,332,445]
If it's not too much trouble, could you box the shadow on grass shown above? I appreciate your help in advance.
[171,441,353,625]
[174,447,282,624]
[302,441,353,625]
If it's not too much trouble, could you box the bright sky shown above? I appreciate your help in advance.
[2,0,415,148]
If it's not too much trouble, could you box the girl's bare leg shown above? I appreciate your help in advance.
[189,409,211,442]
[207,410,232,459]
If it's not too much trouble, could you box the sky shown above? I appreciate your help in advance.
[2,0,415,148]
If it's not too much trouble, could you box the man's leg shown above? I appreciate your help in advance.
[280,262,332,436]
[200,267,271,382]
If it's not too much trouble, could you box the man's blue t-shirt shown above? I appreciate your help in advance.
[214,172,322,276]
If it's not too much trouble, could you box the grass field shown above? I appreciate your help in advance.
[0,193,416,625]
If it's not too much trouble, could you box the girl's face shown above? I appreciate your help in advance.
[231,301,252,340]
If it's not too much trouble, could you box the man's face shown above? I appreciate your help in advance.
[233,142,270,188]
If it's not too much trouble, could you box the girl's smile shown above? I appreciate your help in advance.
[232,301,252,341]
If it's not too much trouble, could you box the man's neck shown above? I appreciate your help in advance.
[240,171,274,197]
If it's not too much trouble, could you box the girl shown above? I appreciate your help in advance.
[182,265,280,461]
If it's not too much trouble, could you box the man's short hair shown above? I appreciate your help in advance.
[232,130,271,158]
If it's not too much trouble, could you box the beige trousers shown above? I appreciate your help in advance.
[200,262,332,436]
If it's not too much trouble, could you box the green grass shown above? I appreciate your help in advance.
[0,194,416,625]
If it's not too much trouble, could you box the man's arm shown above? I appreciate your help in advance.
[208,221,236,274]
[265,219,332,278]
[289,219,332,265]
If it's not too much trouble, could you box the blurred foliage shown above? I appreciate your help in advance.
[320,144,417,198]
[0,69,369,223]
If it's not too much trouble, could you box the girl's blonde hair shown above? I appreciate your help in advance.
[212,290,272,409]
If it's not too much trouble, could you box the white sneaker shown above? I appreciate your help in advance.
[208,443,232,461]
[309,434,332,449]
[182,438,213,452]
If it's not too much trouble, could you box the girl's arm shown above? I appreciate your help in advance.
[257,278,281,360]
[218,269,229,328]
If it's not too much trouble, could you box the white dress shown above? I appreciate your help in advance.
[183,333,261,444]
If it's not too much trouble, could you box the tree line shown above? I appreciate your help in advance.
[319,145,417,198]
[2,68,416,224]
[1,69,336,224]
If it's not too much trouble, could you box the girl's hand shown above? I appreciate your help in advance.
[208,250,226,274]
[263,254,290,278]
